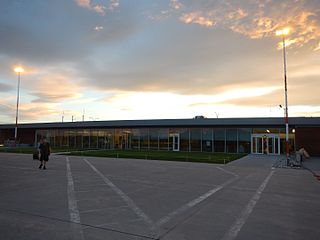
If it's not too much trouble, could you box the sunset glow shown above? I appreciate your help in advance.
[276,28,290,36]
[0,1,319,124]
[14,67,24,73]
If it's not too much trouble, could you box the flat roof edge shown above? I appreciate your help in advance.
[0,117,319,129]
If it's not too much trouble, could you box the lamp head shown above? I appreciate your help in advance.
[14,67,24,73]
[276,28,290,36]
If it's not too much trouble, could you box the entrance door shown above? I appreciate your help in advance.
[171,133,180,151]
[117,131,131,149]
[251,134,280,155]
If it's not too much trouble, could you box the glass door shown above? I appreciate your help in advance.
[268,135,280,155]
[252,135,263,154]
[123,131,132,149]
[171,133,180,151]
[251,134,280,155]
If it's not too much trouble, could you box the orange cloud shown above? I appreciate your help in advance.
[170,0,183,10]
[30,74,82,103]
[75,0,90,8]
[177,1,320,50]
[93,4,106,15]
[227,8,248,20]
[180,12,215,27]
[79,0,120,13]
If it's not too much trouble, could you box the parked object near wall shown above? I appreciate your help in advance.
[298,148,310,160]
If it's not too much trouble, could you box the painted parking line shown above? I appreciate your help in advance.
[215,166,239,177]
[221,170,275,240]
[156,175,238,227]
[66,157,85,240]
[82,158,157,236]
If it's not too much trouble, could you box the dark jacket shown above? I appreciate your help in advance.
[39,142,51,156]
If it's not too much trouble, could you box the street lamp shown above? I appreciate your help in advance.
[14,66,24,146]
[276,28,290,164]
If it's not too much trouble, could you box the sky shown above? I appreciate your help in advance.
[0,0,319,124]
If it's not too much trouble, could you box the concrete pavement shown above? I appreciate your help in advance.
[0,153,319,240]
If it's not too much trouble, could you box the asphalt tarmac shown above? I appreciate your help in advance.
[0,153,319,240]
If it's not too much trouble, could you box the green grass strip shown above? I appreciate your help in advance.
[66,150,246,164]
[0,147,246,164]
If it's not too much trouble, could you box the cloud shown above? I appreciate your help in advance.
[94,26,104,31]
[314,42,320,51]
[75,0,91,8]
[147,0,184,21]
[0,0,319,122]
[74,0,106,15]
[174,0,320,50]
[28,73,82,103]
[18,103,61,122]
[0,1,94,64]
[75,23,281,96]
[0,98,60,123]
[0,82,13,92]
[74,0,120,15]
[180,12,215,27]
[0,0,141,66]
[170,0,183,10]
[188,86,282,107]
[109,0,120,11]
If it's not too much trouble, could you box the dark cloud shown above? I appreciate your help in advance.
[76,22,279,94]
[0,0,143,65]
[0,82,13,92]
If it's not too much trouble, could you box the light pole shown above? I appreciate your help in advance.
[14,66,24,146]
[276,28,290,165]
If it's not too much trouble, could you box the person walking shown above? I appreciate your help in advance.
[38,137,51,170]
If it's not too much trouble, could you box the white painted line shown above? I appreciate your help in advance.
[221,170,275,240]
[82,158,156,233]
[80,205,128,214]
[66,157,81,223]
[156,176,238,227]
[216,166,239,177]
[66,157,85,240]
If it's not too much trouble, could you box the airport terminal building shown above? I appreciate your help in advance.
[0,117,319,156]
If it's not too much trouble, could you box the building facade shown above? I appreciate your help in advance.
[0,117,319,155]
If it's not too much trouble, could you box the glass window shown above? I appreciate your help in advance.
[97,130,105,149]
[83,130,90,149]
[140,129,149,150]
[159,128,169,150]
[180,129,189,151]
[214,129,225,152]
[131,129,140,150]
[62,130,69,148]
[238,128,251,153]
[76,130,83,149]
[149,129,160,150]
[105,129,114,149]
[90,130,98,149]
[190,128,201,152]
[122,129,132,150]
[202,128,213,152]
[114,129,121,149]
[253,128,280,134]
[226,129,237,153]
[68,130,76,149]
[114,129,132,150]
[54,130,62,148]
[54,129,68,148]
